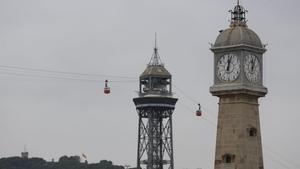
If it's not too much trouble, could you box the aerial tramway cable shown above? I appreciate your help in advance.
[0,64,296,169]
[0,65,137,84]
[0,64,136,80]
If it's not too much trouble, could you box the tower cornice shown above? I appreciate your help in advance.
[210,84,267,97]
[211,44,267,54]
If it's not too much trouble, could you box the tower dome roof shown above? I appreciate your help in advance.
[140,65,171,78]
[214,25,263,48]
[213,2,264,49]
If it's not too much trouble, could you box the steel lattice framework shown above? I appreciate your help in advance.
[136,108,174,169]
[133,39,177,169]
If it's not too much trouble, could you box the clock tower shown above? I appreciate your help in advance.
[210,2,267,169]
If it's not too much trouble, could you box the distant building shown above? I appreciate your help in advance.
[21,151,29,159]
[21,145,29,158]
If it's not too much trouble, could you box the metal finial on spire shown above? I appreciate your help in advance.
[230,0,247,26]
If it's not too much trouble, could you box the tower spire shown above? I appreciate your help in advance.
[149,33,163,66]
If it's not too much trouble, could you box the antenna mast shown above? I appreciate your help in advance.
[155,32,157,51]
[149,33,163,66]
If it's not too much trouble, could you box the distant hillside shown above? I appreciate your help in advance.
[0,156,126,169]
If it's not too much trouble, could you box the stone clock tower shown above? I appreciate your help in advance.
[210,2,267,169]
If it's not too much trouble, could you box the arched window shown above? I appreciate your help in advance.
[222,154,235,163]
[249,127,257,137]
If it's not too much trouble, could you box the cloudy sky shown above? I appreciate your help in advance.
[0,0,299,169]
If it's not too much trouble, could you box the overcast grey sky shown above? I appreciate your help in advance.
[1,0,300,169]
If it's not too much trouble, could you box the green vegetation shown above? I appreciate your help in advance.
[0,156,125,169]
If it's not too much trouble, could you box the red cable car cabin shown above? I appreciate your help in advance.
[104,80,110,94]
[196,110,202,116]
[196,103,202,116]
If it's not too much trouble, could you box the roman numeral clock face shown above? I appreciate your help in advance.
[244,54,260,83]
[217,54,240,82]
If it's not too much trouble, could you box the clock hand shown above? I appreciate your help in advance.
[251,59,255,72]
[226,57,231,72]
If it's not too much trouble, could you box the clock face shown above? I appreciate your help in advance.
[217,54,240,82]
[244,54,260,82]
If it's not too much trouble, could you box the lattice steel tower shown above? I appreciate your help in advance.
[133,38,177,169]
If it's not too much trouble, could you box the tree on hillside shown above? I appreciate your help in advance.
[0,156,125,169]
